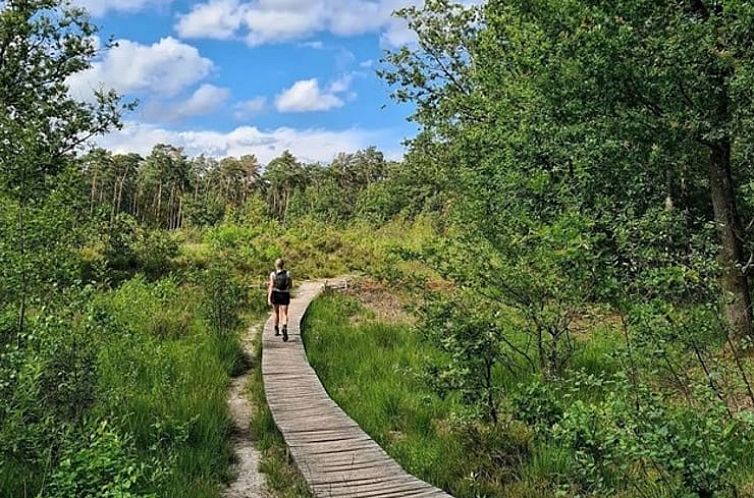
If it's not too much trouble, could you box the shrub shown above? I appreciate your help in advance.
[512,380,563,433]
[201,263,246,336]
[454,418,533,491]
[133,230,179,280]
[41,420,155,498]
[99,213,140,284]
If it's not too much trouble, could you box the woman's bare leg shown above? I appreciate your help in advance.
[273,304,280,328]
[280,305,289,328]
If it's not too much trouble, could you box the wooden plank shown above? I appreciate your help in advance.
[262,281,454,498]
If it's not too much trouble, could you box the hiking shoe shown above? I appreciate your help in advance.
[282,327,289,342]
[274,326,280,336]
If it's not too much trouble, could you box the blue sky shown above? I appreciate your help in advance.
[70,0,420,163]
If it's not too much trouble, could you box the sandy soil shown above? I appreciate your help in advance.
[224,323,265,498]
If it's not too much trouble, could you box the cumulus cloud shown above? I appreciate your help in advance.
[92,122,390,163]
[68,37,214,100]
[275,78,348,113]
[380,17,418,48]
[75,0,173,17]
[174,0,245,39]
[233,97,268,120]
[175,0,422,47]
[145,84,230,122]
[328,74,353,94]
[177,84,230,117]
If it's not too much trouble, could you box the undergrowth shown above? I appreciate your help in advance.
[1,270,248,498]
[303,290,754,498]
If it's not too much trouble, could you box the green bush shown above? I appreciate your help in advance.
[201,264,246,336]
[133,230,179,280]
[512,380,563,434]
[1,275,241,498]
[41,420,155,498]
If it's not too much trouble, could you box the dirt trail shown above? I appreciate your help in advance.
[224,323,265,498]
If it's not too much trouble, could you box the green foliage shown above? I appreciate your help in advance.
[420,293,508,422]
[304,288,754,497]
[132,229,179,280]
[0,276,242,498]
[512,381,563,434]
[98,213,140,283]
[0,0,128,203]
[612,207,721,303]
[40,421,154,498]
[183,193,226,228]
[7,0,754,495]
[200,263,246,336]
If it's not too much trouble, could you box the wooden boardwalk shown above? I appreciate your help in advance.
[262,281,453,498]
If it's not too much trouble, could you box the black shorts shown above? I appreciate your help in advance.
[271,291,290,306]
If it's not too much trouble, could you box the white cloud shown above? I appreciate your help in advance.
[380,17,418,48]
[275,78,347,113]
[146,84,230,121]
[180,84,230,115]
[68,37,214,100]
[175,0,245,39]
[175,0,422,47]
[359,59,374,69]
[327,74,353,94]
[233,97,268,120]
[92,122,391,163]
[75,0,173,17]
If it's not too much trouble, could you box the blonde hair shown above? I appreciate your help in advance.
[275,258,285,270]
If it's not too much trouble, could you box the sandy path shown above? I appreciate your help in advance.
[224,323,265,498]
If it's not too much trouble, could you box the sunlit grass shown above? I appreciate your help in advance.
[301,292,640,498]
[91,278,244,498]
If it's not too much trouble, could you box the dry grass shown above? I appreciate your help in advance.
[344,277,415,326]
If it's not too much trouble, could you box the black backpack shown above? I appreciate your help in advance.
[274,270,291,291]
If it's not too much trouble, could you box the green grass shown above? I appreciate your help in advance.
[94,278,244,498]
[0,275,249,498]
[299,292,657,498]
[302,291,754,498]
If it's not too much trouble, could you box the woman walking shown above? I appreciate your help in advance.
[268,258,292,342]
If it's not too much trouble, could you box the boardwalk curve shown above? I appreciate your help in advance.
[262,281,453,498]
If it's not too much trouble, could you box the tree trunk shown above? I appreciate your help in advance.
[111,181,118,223]
[116,175,125,214]
[16,198,27,338]
[90,172,97,215]
[168,186,175,229]
[177,195,183,230]
[664,168,674,212]
[708,140,753,339]
[156,182,162,219]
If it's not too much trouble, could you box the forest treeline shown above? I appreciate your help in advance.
[5,0,754,497]
[80,145,397,230]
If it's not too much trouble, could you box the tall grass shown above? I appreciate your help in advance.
[302,291,754,498]
[0,275,248,498]
[93,276,244,498]
[301,292,643,498]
